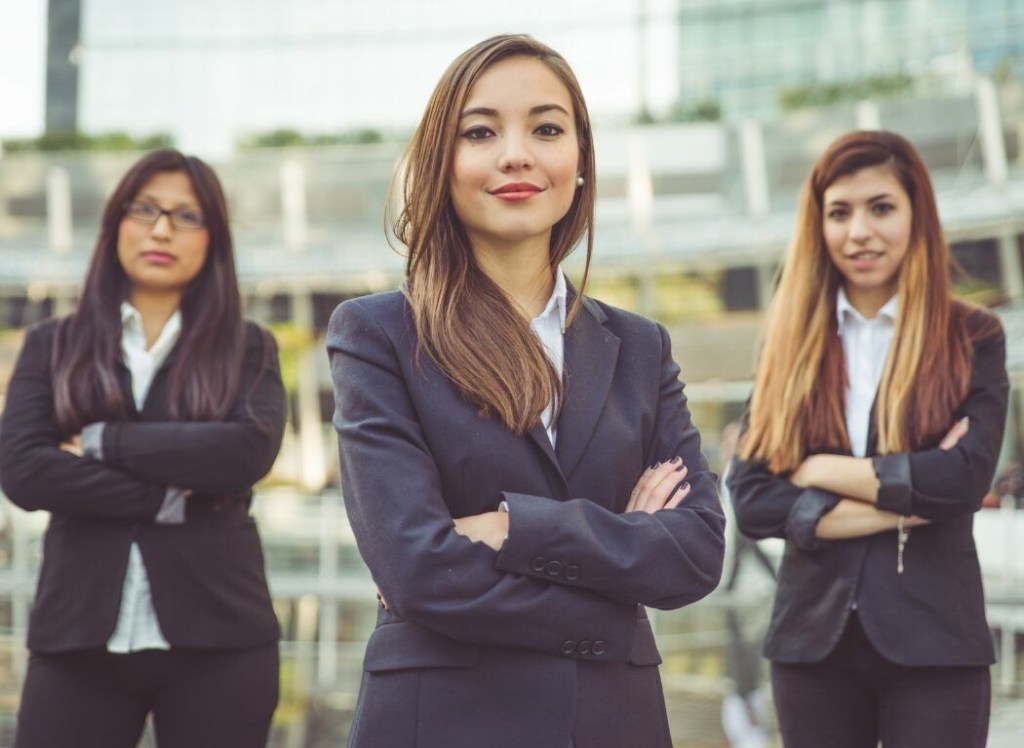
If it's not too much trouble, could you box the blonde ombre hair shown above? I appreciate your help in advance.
[740,130,987,473]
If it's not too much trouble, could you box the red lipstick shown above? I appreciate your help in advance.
[490,182,542,202]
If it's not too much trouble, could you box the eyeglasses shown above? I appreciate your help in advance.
[123,200,205,231]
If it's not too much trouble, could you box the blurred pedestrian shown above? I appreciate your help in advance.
[327,34,725,748]
[0,149,286,748]
[728,130,1008,748]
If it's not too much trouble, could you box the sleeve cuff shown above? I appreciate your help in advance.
[80,422,105,461]
[872,454,913,516]
[785,488,842,551]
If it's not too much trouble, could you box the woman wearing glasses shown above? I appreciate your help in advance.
[0,149,285,747]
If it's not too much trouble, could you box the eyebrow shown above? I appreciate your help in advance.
[460,103,571,119]
[825,192,895,206]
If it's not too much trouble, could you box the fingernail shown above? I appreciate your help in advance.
[960,416,969,427]
[681,482,690,491]
[671,456,683,465]
[674,463,686,472]
[654,461,662,469]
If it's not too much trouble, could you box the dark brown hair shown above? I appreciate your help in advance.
[52,149,245,434]
[387,34,596,435]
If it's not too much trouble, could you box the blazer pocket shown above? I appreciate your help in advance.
[363,621,480,672]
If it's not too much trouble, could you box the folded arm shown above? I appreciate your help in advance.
[90,325,286,494]
[0,323,164,520]
[328,299,639,661]
[486,323,725,610]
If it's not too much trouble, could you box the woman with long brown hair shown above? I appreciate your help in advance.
[728,130,1008,748]
[0,149,285,747]
[328,34,724,748]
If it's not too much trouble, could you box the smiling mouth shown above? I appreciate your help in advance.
[847,250,883,261]
[490,183,542,201]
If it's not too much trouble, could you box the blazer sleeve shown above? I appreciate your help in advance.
[95,324,286,495]
[493,323,726,610]
[0,323,165,520]
[727,450,842,552]
[328,299,640,662]
[872,324,1008,520]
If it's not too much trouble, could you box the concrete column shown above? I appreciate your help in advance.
[291,289,327,490]
[855,100,881,131]
[47,166,72,255]
[998,231,1024,301]
[976,77,1008,189]
[739,120,769,219]
[317,492,340,688]
[281,159,308,253]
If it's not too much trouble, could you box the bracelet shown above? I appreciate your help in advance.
[896,515,909,574]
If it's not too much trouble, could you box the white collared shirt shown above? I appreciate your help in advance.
[529,271,568,445]
[107,302,182,653]
[837,289,897,457]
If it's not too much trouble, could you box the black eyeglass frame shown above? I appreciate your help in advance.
[122,200,206,231]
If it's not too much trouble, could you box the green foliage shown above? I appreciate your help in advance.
[778,73,915,111]
[239,127,389,149]
[1,130,174,152]
[665,98,722,123]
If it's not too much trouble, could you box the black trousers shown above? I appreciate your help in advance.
[14,644,279,748]
[770,613,990,748]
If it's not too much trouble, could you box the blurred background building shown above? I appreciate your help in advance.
[0,1,1023,746]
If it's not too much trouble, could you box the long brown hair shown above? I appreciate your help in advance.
[740,130,990,472]
[387,34,596,435]
[52,149,245,434]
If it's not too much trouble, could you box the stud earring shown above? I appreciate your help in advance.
[576,175,584,188]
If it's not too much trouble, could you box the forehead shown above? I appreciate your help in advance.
[464,55,574,113]
[824,164,907,201]
[134,170,199,204]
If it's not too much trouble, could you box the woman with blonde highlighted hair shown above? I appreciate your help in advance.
[328,34,724,747]
[728,130,1008,748]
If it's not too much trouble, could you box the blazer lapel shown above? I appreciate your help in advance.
[555,297,621,480]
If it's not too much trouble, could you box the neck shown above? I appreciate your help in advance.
[472,238,555,319]
[128,289,182,349]
[844,285,895,320]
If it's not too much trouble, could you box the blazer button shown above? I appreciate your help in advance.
[560,640,577,655]
[592,641,606,656]
[530,556,547,573]
[564,565,580,581]
[576,640,592,655]
[545,560,563,576]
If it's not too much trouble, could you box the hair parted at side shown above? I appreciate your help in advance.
[387,34,596,435]
[52,148,246,434]
[739,129,997,473]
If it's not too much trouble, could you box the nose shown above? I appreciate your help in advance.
[498,132,534,172]
[149,212,174,239]
[848,209,872,243]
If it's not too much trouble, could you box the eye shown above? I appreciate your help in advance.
[826,206,848,221]
[461,125,494,140]
[175,209,204,228]
[534,123,565,137]
[130,201,161,219]
[871,201,896,216]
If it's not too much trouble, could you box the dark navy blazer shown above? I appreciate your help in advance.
[0,319,285,653]
[728,308,1008,667]
[328,290,725,748]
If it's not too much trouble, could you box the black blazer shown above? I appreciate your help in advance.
[727,310,1008,667]
[327,290,725,748]
[0,319,285,653]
